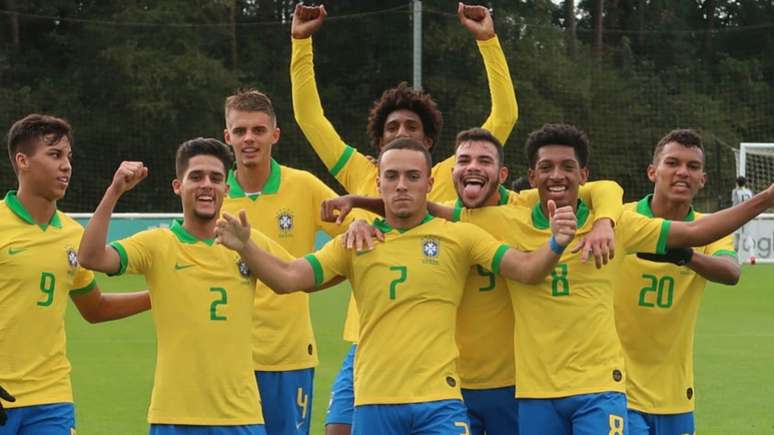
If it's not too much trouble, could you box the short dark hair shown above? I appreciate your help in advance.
[652,129,704,164]
[175,137,234,178]
[225,88,276,122]
[511,176,531,193]
[525,124,590,168]
[367,82,443,150]
[455,127,504,166]
[377,137,433,173]
[736,176,747,187]
[7,113,72,172]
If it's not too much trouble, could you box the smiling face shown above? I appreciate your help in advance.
[224,110,279,169]
[648,141,706,203]
[173,155,229,222]
[377,148,433,220]
[528,144,588,210]
[16,135,73,201]
[453,140,508,208]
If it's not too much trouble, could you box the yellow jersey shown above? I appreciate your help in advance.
[615,196,736,414]
[451,182,624,390]
[292,34,518,342]
[0,191,96,408]
[110,220,291,425]
[460,201,669,398]
[305,215,508,405]
[223,160,350,371]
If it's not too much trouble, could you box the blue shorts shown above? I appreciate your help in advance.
[255,368,314,435]
[0,403,74,435]
[149,424,266,435]
[461,386,519,435]
[627,409,694,435]
[325,344,356,426]
[353,399,470,435]
[518,392,627,435]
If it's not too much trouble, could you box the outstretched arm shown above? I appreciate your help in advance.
[78,162,148,274]
[458,3,517,143]
[70,286,151,324]
[667,184,774,247]
[215,211,318,293]
[499,201,576,284]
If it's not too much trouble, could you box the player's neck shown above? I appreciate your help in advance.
[235,159,271,194]
[650,192,692,220]
[385,208,429,231]
[15,185,58,225]
[181,214,217,241]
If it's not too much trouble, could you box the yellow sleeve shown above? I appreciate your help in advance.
[109,229,157,276]
[463,223,510,275]
[304,236,350,287]
[507,188,538,207]
[702,218,737,258]
[578,180,624,224]
[618,211,671,255]
[478,36,518,145]
[69,267,96,295]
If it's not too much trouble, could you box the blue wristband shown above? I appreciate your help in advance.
[549,235,566,255]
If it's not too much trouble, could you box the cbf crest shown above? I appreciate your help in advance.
[237,259,251,277]
[66,247,79,275]
[422,238,440,265]
[276,209,294,238]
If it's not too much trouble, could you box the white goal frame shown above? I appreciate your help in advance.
[738,143,774,264]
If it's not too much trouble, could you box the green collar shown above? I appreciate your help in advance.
[169,219,214,246]
[373,213,433,234]
[227,159,282,200]
[636,194,695,222]
[4,190,62,230]
[452,185,510,221]
[531,199,589,230]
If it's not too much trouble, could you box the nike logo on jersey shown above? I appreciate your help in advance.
[8,247,28,255]
[175,263,194,270]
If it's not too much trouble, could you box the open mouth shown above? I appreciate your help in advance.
[196,193,215,204]
[56,176,70,184]
[672,181,691,189]
[462,176,487,196]
[547,185,567,193]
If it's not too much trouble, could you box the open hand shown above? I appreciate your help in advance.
[572,218,616,268]
[215,210,252,252]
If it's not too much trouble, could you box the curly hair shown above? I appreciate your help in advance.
[367,82,443,150]
[525,124,590,168]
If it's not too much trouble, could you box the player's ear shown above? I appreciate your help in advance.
[427,175,434,194]
[527,168,537,188]
[579,167,589,184]
[223,128,230,144]
[172,178,182,196]
[423,137,434,149]
[15,152,29,172]
[646,164,657,183]
[272,126,280,144]
[498,165,509,184]
[698,171,707,189]
[376,172,382,195]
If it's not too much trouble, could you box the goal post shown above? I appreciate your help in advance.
[736,143,774,264]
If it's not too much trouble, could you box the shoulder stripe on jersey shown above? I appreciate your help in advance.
[491,244,509,275]
[329,145,355,177]
[656,220,671,255]
[712,249,738,258]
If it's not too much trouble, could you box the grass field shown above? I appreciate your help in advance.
[66,265,774,434]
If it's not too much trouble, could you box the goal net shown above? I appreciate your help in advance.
[736,143,774,264]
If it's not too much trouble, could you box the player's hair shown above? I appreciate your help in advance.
[525,123,590,168]
[736,176,747,187]
[455,127,504,166]
[378,137,433,173]
[224,88,276,123]
[367,82,443,150]
[652,129,704,164]
[511,176,531,193]
[6,113,73,173]
[175,137,234,178]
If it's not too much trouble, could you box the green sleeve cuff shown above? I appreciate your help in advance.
[712,249,738,258]
[304,254,324,286]
[109,242,129,276]
[491,244,509,275]
[69,278,97,296]
[329,145,355,177]
[452,202,463,222]
[656,220,671,255]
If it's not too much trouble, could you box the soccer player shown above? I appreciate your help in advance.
[452,123,773,435]
[291,5,515,433]
[1,114,150,435]
[221,89,358,435]
[77,138,292,435]
[214,138,579,435]
[615,129,740,435]
[731,175,754,254]
[321,128,623,435]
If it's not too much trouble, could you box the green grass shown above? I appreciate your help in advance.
[66,266,774,434]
